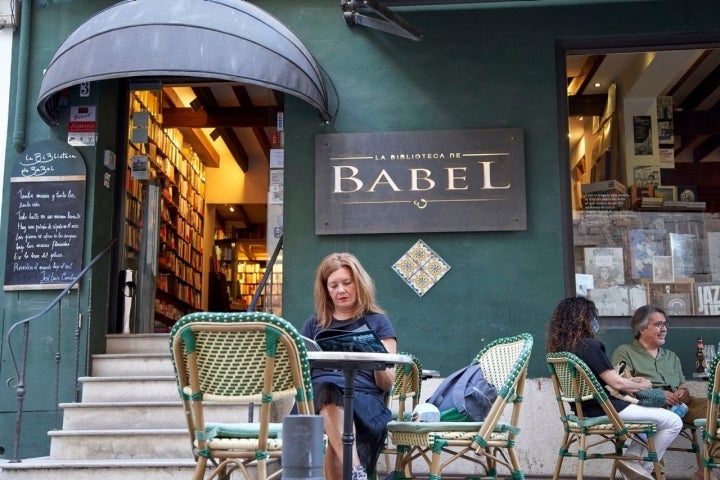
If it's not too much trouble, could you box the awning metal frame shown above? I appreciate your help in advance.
[341,0,423,41]
[37,0,334,126]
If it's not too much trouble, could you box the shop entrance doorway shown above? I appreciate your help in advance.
[117,81,284,334]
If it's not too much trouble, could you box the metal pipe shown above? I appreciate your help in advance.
[12,0,32,152]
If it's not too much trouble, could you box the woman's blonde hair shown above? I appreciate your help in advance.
[313,252,386,328]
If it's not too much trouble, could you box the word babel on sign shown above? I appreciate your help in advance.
[315,128,526,235]
[696,283,720,315]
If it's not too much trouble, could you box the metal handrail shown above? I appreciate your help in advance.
[4,238,117,462]
[248,235,283,312]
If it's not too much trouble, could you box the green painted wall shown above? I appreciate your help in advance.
[1,0,719,460]
[268,0,720,379]
[0,0,118,459]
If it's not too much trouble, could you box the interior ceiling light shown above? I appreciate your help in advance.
[229,206,235,213]
[594,82,601,88]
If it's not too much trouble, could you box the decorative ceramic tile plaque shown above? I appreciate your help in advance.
[392,240,451,297]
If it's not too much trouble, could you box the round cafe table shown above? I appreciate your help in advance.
[307,351,412,480]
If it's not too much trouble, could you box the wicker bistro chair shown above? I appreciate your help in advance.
[694,351,720,480]
[386,332,533,480]
[546,352,663,480]
[380,352,424,476]
[169,311,316,480]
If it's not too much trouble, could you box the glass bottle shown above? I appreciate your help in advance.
[696,337,706,373]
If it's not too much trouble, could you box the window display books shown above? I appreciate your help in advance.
[575,273,594,297]
[696,282,720,316]
[628,229,666,279]
[662,293,691,316]
[709,232,720,282]
[584,247,625,287]
[589,286,630,316]
[669,233,699,278]
[628,284,647,312]
[652,256,674,283]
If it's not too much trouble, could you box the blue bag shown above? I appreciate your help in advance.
[427,364,498,422]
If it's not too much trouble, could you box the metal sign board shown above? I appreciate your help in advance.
[315,128,526,234]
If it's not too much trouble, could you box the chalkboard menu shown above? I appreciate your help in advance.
[4,140,87,290]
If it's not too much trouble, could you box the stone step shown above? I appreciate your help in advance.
[0,457,279,480]
[90,353,173,377]
[79,376,179,402]
[48,429,191,460]
[60,401,255,430]
[105,334,170,355]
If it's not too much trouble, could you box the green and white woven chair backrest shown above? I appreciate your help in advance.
[169,311,314,403]
[706,351,720,439]
[388,352,422,420]
[390,352,422,403]
[707,351,720,402]
[474,333,533,399]
[546,352,607,405]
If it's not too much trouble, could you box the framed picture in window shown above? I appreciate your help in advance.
[652,256,674,283]
[654,186,676,202]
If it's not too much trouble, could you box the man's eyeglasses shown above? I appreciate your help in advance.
[650,321,669,329]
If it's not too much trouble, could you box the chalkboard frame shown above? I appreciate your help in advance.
[4,140,87,290]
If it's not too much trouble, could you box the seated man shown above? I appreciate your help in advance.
[611,305,711,480]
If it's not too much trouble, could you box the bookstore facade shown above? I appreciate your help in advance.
[2,0,720,458]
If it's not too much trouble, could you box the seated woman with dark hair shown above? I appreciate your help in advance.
[546,296,682,480]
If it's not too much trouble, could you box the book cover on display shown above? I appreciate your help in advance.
[669,233,699,278]
[628,229,666,279]
[709,232,720,282]
[696,282,720,316]
[628,284,648,312]
[584,247,625,287]
[662,293,691,316]
[652,256,674,283]
[589,286,630,316]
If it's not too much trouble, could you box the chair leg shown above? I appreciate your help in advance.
[507,448,525,480]
[577,434,586,480]
[393,444,411,480]
[551,432,570,480]
[194,457,208,480]
[429,439,446,480]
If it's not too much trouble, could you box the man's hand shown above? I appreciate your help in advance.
[664,389,681,406]
[675,385,691,403]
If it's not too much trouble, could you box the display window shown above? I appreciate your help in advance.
[566,46,720,318]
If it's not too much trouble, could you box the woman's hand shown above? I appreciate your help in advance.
[600,368,651,393]
[373,338,397,392]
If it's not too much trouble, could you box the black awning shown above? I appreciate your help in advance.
[37,0,333,125]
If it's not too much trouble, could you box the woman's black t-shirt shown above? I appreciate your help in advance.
[572,337,630,417]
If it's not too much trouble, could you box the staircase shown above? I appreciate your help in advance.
[0,333,274,480]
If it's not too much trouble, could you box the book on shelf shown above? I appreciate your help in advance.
[584,247,625,287]
[628,229,667,279]
[662,200,706,211]
[640,196,663,209]
[630,184,654,209]
[581,179,627,194]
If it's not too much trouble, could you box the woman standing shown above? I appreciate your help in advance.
[546,297,682,480]
[301,252,397,480]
